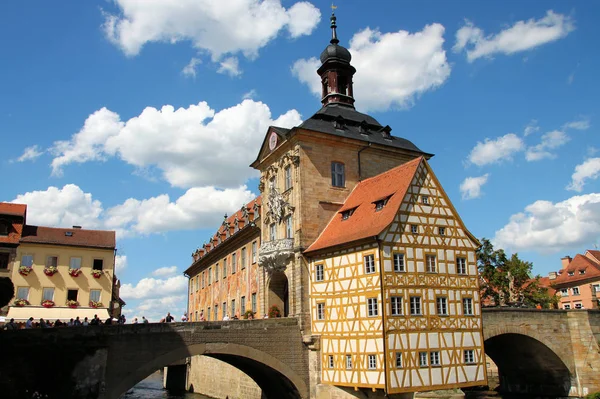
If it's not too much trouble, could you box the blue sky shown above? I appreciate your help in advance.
[1,1,599,320]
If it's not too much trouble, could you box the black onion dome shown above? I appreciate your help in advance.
[320,44,352,64]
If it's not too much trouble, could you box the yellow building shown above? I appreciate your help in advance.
[1,202,120,322]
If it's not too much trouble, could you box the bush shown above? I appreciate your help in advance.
[0,277,15,308]
[585,392,600,399]
[242,310,254,319]
[268,305,281,318]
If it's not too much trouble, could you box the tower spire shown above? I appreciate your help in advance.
[330,6,339,44]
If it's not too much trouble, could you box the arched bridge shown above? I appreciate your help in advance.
[0,318,310,399]
[482,308,600,397]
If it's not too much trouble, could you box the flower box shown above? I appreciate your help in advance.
[91,269,103,279]
[44,266,58,276]
[42,300,55,308]
[89,300,103,308]
[66,300,79,308]
[68,268,82,277]
[14,298,29,307]
[268,305,281,318]
[18,266,33,276]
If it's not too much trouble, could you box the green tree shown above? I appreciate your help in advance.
[0,277,15,308]
[477,238,556,308]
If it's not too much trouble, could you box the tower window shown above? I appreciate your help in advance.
[337,76,348,95]
[331,162,345,187]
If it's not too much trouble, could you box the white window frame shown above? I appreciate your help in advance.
[436,297,448,316]
[426,254,437,273]
[252,241,257,264]
[390,296,403,316]
[419,351,428,367]
[564,304,571,310]
[411,224,418,234]
[346,355,352,369]
[410,296,422,316]
[439,227,445,236]
[368,354,377,370]
[575,302,583,309]
[395,352,402,368]
[317,303,325,320]
[42,287,54,301]
[422,195,429,205]
[332,162,345,187]
[457,257,467,275]
[364,254,375,274]
[464,350,475,364]
[393,253,405,272]
[573,287,580,296]
[328,355,334,369]
[17,287,29,300]
[430,351,440,366]
[367,297,378,317]
[284,165,292,191]
[46,255,58,268]
[21,255,33,267]
[285,216,293,239]
[269,223,276,241]
[463,297,474,315]
[315,264,324,282]
[69,257,82,269]
[90,289,101,303]
[561,288,569,296]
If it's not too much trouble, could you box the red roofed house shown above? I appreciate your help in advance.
[183,12,486,398]
[0,202,123,322]
[549,251,600,310]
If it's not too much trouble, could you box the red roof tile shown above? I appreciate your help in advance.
[0,203,27,218]
[0,203,27,245]
[552,254,600,287]
[305,157,423,253]
[20,225,115,249]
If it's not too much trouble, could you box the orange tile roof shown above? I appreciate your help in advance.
[552,254,600,287]
[587,250,600,263]
[20,225,116,249]
[305,157,423,253]
[0,203,27,245]
[536,276,557,296]
[0,203,27,218]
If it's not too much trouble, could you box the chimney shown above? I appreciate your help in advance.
[549,271,557,280]
[72,226,82,229]
[561,256,572,269]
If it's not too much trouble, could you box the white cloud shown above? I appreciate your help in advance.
[460,174,489,200]
[567,158,600,192]
[494,193,600,252]
[292,23,451,112]
[102,0,320,60]
[182,57,202,78]
[121,275,187,300]
[453,11,575,62]
[563,117,590,131]
[50,100,302,188]
[152,266,178,277]
[115,255,127,274]
[128,295,187,322]
[16,145,44,162]
[242,89,257,100]
[467,133,524,166]
[12,184,255,236]
[525,130,570,161]
[12,184,103,229]
[523,120,539,136]
[218,56,242,77]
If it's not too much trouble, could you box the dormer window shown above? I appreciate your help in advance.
[341,208,356,220]
[579,270,586,275]
[373,195,391,212]
[359,121,369,135]
[0,220,9,236]
[333,116,345,130]
[568,271,574,276]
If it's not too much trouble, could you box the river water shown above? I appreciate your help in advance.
[121,371,211,399]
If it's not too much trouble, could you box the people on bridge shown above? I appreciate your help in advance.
[83,317,89,326]
[199,311,205,321]
[3,318,17,330]
[165,312,174,323]
[133,317,138,324]
[223,314,230,321]
[181,313,188,322]
[142,316,149,324]
[39,318,49,328]
[25,317,34,329]
[74,317,82,326]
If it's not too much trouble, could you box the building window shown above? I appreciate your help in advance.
[214,305,218,321]
[232,253,237,273]
[457,257,467,275]
[346,355,352,369]
[328,355,334,369]
[0,221,9,236]
[564,304,571,310]
[391,296,403,316]
[430,351,441,366]
[222,302,227,319]
[69,257,81,269]
[21,255,33,267]
[317,303,325,320]
[419,352,428,367]
[42,287,54,302]
[241,296,246,314]
[575,303,583,309]
[395,352,402,368]
[231,299,236,317]
[207,307,211,321]
[208,268,212,285]
[374,199,387,211]
[17,287,29,300]
[341,208,355,220]
[368,354,377,370]
[573,287,580,295]
[223,258,227,276]
[215,264,219,281]
[410,296,422,315]
[285,216,293,239]
[393,253,405,272]
[568,271,574,276]
[593,284,600,293]
[269,176,276,191]
[436,297,448,315]
[422,195,429,205]
[201,273,205,288]
[439,227,445,236]
[241,248,247,269]
[426,255,436,273]
[269,223,276,241]
[463,298,474,315]
[46,256,58,268]
[252,241,257,264]
[315,264,324,282]
[331,162,345,187]
[67,289,78,302]
[285,166,292,191]
[561,288,568,296]
[196,276,199,291]
[411,225,418,234]
[93,259,103,270]
[90,289,101,303]
[367,298,378,317]
[464,350,475,364]
[251,293,257,313]
[580,270,586,275]
[364,254,375,274]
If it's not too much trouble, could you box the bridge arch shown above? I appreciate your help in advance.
[109,342,307,399]
[484,327,573,396]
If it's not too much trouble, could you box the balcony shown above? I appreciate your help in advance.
[258,239,294,273]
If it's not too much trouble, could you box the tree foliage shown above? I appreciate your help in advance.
[0,277,15,308]
[477,238,557,308]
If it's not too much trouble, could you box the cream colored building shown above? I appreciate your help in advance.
[1,202,119,322]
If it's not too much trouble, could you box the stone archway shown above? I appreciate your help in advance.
[484,333,572,396]
[268,271,289,317]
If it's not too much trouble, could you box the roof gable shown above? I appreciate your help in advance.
[251,126,291,167]
[552,254,600,287]
[305,157,423,253]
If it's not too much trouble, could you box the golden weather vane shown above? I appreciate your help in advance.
[331,3,337,12]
